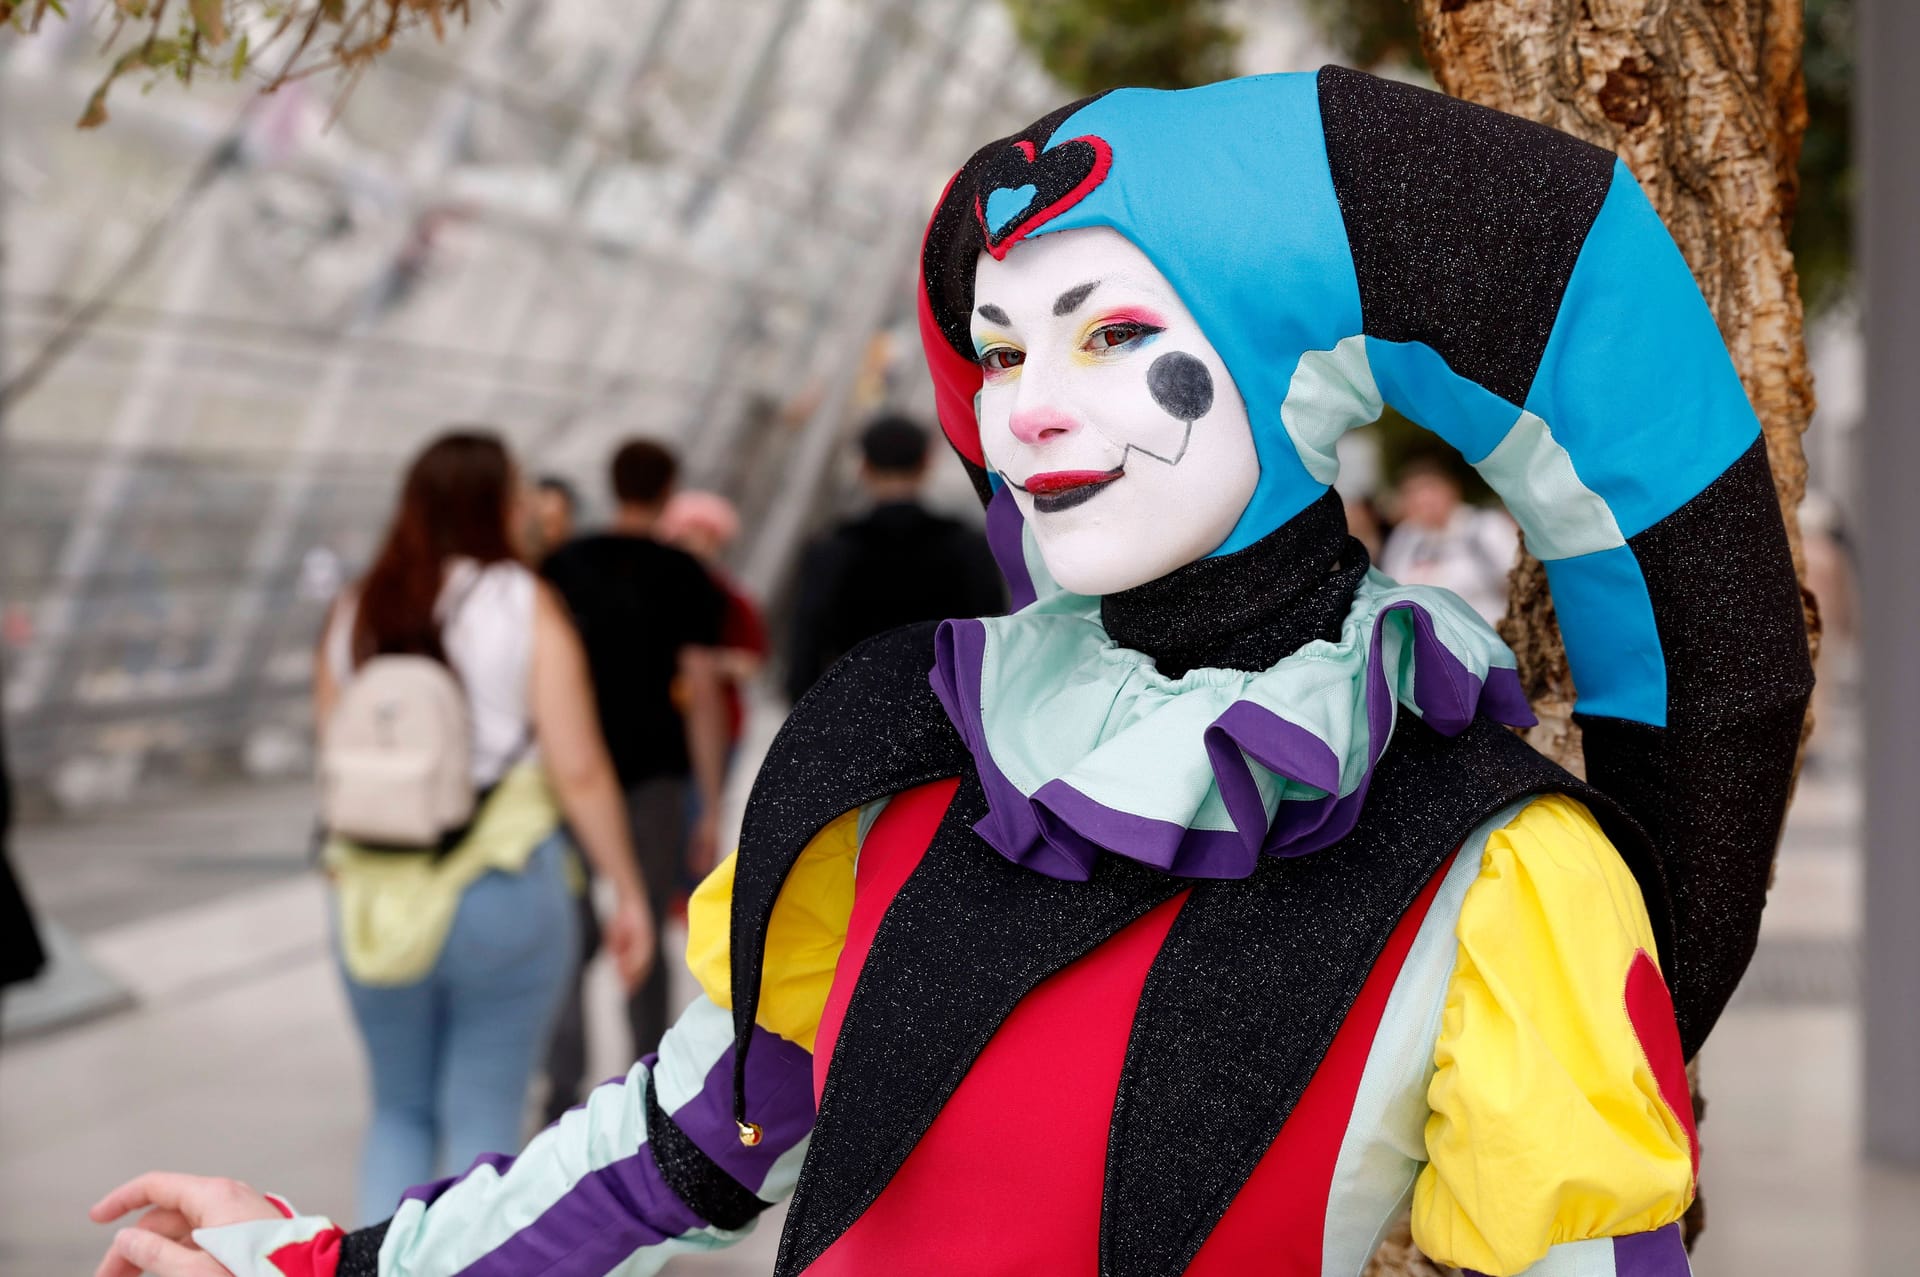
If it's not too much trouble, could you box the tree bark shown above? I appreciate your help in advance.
[1411,0,1821,768]
[1364,2,1818,1269]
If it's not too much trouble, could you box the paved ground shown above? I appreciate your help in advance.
[3,696,1915,1275]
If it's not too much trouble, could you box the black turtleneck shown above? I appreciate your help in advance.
[1100,489,1367,679]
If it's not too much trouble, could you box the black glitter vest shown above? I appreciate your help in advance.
[709,618,1664,1277]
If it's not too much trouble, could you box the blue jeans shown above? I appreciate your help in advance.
[337,833,579,1225]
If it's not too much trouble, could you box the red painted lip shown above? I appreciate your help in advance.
[1019,468,1123,495]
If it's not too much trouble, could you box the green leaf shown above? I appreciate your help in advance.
[230,29,249,78]
[77,45,147,128]
[77,82,111,128]
[139,37,182,68]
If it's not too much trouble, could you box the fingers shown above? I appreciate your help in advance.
[92,1209,190,1277]
[94,1236,142,1277]
[91,1171,196,1223]
[610,931,654,991]
[137,1206,195,1243]
[91,1171,279,1277]
[92,1171,249,1224]
[105,1227,229,1277]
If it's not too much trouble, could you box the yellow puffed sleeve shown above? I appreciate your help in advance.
[1412,794,1696,1276]
[684,808,861,1053]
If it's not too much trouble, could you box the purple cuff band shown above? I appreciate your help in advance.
[1612,1223,1690,1277]
[1461,1223,1689,1277]
[687,1026,816,1191]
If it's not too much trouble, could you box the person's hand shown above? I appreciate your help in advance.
[90,1172,281,1277]
[603,889,656,992]
[687,807,720,878]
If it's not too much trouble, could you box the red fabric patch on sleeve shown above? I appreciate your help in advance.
[266,1226,344,1277]
[1625,948,1700,1175]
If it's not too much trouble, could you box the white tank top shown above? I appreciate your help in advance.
[327,558,539,785]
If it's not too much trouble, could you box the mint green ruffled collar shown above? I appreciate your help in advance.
[929,565,1533,880]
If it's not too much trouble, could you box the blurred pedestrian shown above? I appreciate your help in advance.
[531,474,579,560]
[314,431,652,1224]
[785,414,1006,702]
[1800,488,1858,773]
[0,696,48,1026]
[1378,457,1518,625]
[539,440,730,1117]
[659,489,770,761]
[1342,493,1386,562]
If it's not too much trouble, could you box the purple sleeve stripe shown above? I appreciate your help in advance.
[399,1030,815,1275]
[674,1024,816,1194]
[450,1141,708,1277]
[396,1066,650,1210]
[1613,1224,1690,1277]
[398,1151,520,1209]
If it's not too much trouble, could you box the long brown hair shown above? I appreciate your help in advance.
[352,430,518,666]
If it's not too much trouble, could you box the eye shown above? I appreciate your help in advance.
[979,346,1025,373]
[1085,321,1165,352]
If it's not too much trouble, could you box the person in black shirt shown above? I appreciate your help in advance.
[784,415,1007,703]
[539,439,728,1115]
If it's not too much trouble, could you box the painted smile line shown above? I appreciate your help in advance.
[1017,467,1124,513]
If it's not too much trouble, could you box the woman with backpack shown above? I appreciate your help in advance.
[311,430,652,1226]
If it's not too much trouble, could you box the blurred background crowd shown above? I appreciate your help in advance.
[0,1,1906,1275]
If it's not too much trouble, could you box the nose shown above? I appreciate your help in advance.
[1008,406,1080,446]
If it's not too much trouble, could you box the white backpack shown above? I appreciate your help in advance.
[319,655,477,851]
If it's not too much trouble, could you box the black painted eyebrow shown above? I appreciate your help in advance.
[1052,280,1100,316]
[975,304,1011,326]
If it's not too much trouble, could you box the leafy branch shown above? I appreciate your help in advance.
[1,0,473,128]
[1001,0,1239,95]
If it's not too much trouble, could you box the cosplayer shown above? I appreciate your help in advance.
[94,67,1810,1277]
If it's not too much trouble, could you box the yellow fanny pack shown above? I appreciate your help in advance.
[328,764,562,986]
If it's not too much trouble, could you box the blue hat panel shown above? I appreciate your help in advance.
[1036,75,1366,555]
[1524,159,1762,541]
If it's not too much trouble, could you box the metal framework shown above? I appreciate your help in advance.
[1860,0,1920,1168]
[0,0,1053,803]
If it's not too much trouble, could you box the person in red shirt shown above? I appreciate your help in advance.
[658,490,770,757]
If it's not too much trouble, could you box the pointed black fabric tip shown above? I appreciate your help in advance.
[728,623,971,1129]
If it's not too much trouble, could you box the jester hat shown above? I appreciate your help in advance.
[916,67,1812,1057]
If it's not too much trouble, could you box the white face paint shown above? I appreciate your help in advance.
[972,226,1259,597]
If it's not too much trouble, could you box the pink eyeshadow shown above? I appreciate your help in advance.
[1092,308,1168,329]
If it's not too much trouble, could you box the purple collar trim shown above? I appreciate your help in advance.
[985,484,1038,611]
[929,600,1536,882]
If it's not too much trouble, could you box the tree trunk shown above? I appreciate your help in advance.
[1363,2,1819,1269]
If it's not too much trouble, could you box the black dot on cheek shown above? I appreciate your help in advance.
[1146,351,1215,423]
